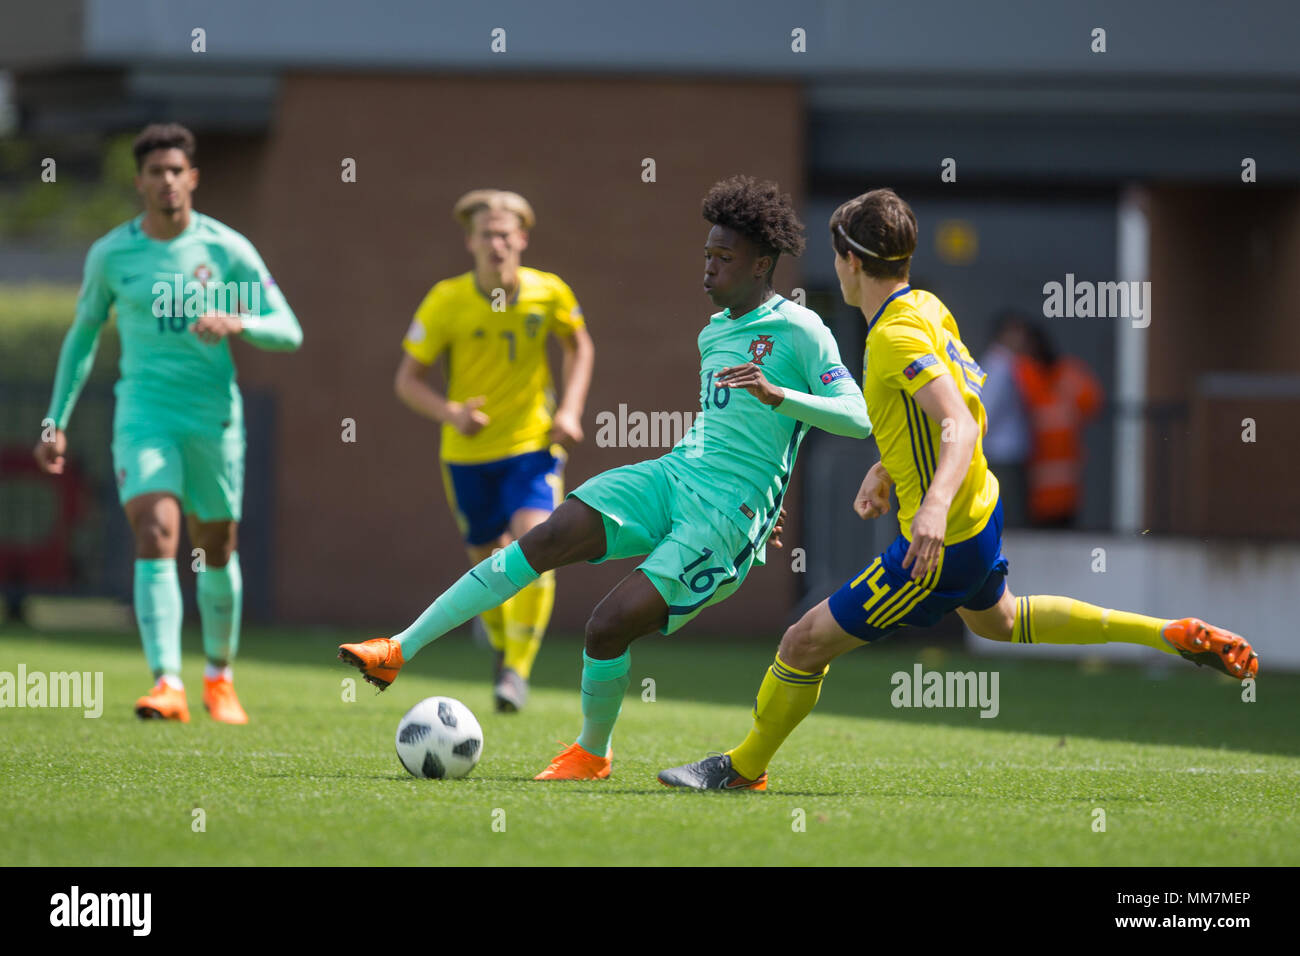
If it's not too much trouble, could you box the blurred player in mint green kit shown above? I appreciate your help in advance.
[340,175,873,779]
[33,123,302,724]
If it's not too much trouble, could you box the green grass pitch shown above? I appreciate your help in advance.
[1,625,1296,866]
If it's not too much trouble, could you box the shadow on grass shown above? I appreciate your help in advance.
[4,624,1297,760]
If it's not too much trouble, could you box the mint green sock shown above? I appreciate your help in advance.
[575,649,630,757]
[395,541,539,658]
[135,558,182,679]
[198,551,242,666]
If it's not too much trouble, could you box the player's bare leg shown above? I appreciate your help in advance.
[513,498,608,568]
[189,516,247,723]
[776,599,866,673]
[956,589,1016,642]
[660,599,857,790]
[125,493,189,721]
[126,492,182,560]
[958,587,1258,678]
[338,499,607,689]
[534,569,668,780]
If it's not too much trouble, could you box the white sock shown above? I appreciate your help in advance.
[204,663,233,681]
[160,675,184,691]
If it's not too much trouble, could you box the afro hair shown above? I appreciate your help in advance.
[701,175,806,262]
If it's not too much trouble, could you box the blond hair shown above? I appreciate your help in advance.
[452,189,536,232]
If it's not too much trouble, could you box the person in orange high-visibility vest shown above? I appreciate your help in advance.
[1013,324,1102,528]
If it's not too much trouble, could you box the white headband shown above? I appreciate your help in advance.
[837,223,911,261]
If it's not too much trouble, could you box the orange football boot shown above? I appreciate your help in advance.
[337,637,405,690]
[203,676,249,724]
[1162,618,1259,679]
[135,680,190,722]
[533,742,612,780]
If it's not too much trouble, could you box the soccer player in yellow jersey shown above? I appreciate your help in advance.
[661,187,1260,790]
[394,189,594,711]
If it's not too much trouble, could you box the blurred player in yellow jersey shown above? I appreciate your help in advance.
[661,187,1259,790]
[394,189,595,711]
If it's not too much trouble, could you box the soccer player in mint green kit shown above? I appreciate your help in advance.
[340,175,873,778]
[34,123,302,724]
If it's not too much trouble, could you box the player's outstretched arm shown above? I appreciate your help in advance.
[717,362,871,438]
[236,281,302,351]
[772,381,871,438]
[224,236,302,351]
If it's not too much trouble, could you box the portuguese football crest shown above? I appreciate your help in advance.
[748,334,775,365]
[193,263,212,286]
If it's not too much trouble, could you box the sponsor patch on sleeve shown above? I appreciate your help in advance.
[819,365,851,384]
[405,319,426,343]
[902,354,938,380]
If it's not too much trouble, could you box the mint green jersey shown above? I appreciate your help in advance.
[47,212,301,433]
[660,293,867,548]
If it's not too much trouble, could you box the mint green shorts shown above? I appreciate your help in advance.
[568,457,759,635]
[111,421,245,521]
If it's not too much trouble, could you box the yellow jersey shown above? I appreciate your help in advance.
[403,267,585,464]
[863,287,999,544]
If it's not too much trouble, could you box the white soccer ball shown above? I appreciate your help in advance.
[395,696,483,779]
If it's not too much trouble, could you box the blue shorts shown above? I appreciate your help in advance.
[442,449,563,546]
[828,499,1008,642]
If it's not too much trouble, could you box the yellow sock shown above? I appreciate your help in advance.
[728,654,827,780]
[479,604,507,653]
[502,570,555,681]
[1015,595,1174,653]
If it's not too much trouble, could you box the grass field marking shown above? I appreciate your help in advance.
[0,665,103,718]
